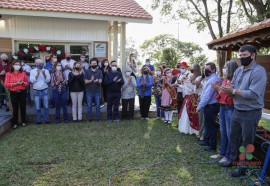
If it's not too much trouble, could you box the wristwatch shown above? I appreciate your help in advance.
[232,89,236,95]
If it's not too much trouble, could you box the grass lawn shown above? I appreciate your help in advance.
[0,119,241,186]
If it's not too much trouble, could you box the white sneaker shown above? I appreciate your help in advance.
[219,157,228,164]
[145,117,149,120]
[210,154,222,159]
[22,123,26,127]
[13,125,18,129]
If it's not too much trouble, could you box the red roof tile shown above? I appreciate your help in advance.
[0,0,152,20]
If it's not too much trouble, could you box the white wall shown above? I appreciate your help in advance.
[0,15,108,42]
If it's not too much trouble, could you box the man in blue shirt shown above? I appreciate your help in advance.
[196,62,221,152]
[142,59,155,76]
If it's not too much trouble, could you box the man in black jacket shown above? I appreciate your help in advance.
[103,61,124,122]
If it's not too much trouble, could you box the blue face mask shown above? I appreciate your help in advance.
[37,65,43,70]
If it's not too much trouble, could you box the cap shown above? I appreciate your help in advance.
[180,61,189,67]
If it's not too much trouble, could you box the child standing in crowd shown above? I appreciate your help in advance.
[136,66,153,120]
[121,67,136,120]
[69,62,85,122]
[153,67,164,120]
[104,61,124,122]
[161,68,177,124]
[51,62,68,123]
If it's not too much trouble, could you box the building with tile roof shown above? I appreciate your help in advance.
[0,0,152,67]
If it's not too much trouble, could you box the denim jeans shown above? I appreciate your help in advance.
[86,91,101,120]
[53,88,68,123]
[154,95,164,118]
[203,103,220,150]
[48,83,54,106]
[34,89,49,123]
[107,92,121,120]
[219,105,233,159]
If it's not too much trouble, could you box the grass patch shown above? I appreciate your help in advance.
[259,118,270,131]
[0,119,241,185]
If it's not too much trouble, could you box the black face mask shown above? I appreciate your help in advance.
[143,71,149,75]
[3,59,9,63]
[204,69,211,77]
[75,67,80,71]
[91,65,97,69]
[162,65,166,68]
[190,69,194,73]
[240,56,253,66]
[176,65,180,68]
[66,57,71,61]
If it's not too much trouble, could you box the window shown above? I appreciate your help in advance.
[70,45,90,62]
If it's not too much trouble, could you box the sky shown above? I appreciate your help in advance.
[126,0,216,61]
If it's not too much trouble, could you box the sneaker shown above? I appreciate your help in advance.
[164,120,168,123]
[219,157,228,164]
[210,154,222,159]
[156,117,160,119]
[13,125,18,129]
[145,117,149,120]
[22,123,26,127]
[114,119,120,123]
[168,120,172,124]
[140,117,145,120]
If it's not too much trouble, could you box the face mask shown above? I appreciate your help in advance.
[166,72,172,77]
[204,69,211,77]
[190,69,194,73]
[180,69,185,74]
[14,65,21,71]
[131,57,135,60]
[156,71,161,76]
[143,70,149,75]
[37,65,43,70]
[111,66,117,71]
[222,68,227,76]
[126,72,131,76]
[81,58,85,62]
[176,65,180,68]
[104,62,109,66]
[240,56,253,66]
[3,59,9,63]
[52,58,57,63]
[91,65,97,69]
[162,65,166,68]
[66,57,71,61]
[56,66,62,71]
[145,62,150,66]
[75,67,80,71]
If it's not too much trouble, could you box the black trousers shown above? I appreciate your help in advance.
[122,98,135,119]
[177,92,184,114]
[229,109,262,161]
[139,96,151,118]
[10,90,26,126]
[203,103,220,150]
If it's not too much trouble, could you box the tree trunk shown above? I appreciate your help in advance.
[216,51,226,76]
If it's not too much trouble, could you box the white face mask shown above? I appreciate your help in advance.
[56,66,62,71]
[52,58,57,63]
[104,62,109,66]
[111,66,117,71]
[14,65,21,71]
[146,62,150,66]
[156,71,161,76]
[126,72,131,76]
[131,57,135,60]
[81,58,85,62]
[180,69,185,74]
[222,68,227,76]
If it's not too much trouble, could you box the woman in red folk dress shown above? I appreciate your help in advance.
[178,63,201,135]
[5,61,29,129]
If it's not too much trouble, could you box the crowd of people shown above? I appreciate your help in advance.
[0,44,268,178]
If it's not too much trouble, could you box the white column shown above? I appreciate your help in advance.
[120,22,126,71]
[108,21,113,61]
[113,21,118,61]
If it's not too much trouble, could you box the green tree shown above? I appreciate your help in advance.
[140,34,203,64]
[159,48,179,68]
